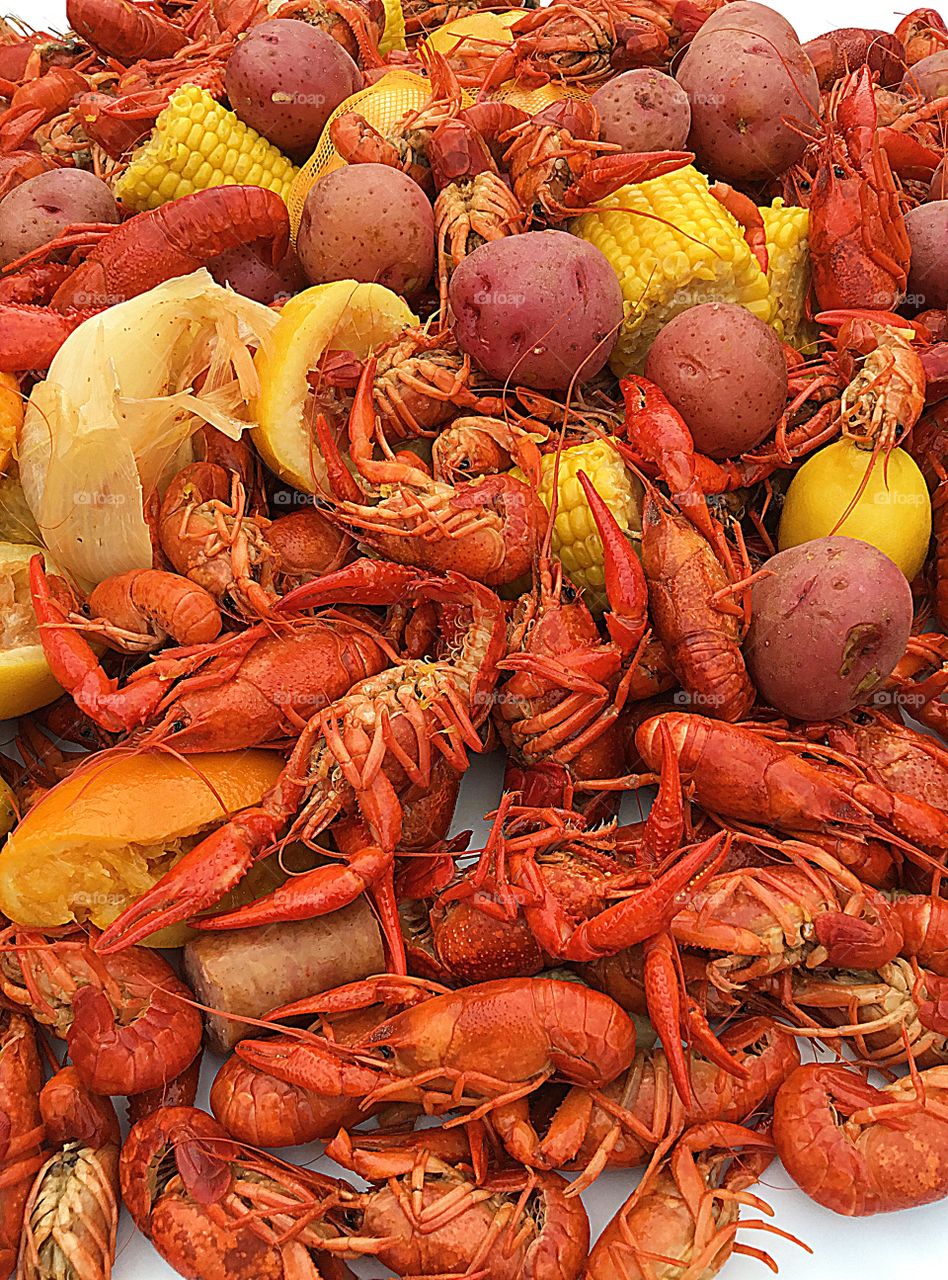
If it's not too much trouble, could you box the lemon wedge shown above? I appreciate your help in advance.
[252,281,416,494]
[0,542,65,719]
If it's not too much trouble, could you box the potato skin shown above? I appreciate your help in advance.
[224,19,361,154]
[297,163,435,298]
[644,303,787,458]
[209,242,307,303]
[930,160,947,201]
[744,537,913,721]
[902,50,948,100]
[690,0,803,49]
[449,230,623,390]
[0,169,118,268]
[591,70,691,151]
[677,27,819,182]
[905,201,948,310]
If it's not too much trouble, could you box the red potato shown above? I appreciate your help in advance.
[677,26,820,182]
[591,70,691,151]
[225,19,362,156]
[208,240,307,303]
[689,0,804,49]
[744,536,914,721]
[449,230,623,390]
[906,201,948,311]
[930,159,948,201]
[0,168,119,268]
[297,163,435,299]
[643,302,787,458]
[902,49,948,100]
[182,899,384,1052]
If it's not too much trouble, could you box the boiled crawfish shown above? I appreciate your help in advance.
[18,1066,121,1280]
[0,925,203,1096]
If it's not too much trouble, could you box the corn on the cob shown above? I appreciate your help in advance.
[513,439,643,612]
[573,165,775,377]
[760,197,811,348]
[114,85,298,213]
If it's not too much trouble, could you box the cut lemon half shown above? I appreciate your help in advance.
[0,749,284,947]
[252,281,416,494]
[0,542,64,719]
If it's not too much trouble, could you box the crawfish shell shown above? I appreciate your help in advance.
[18,1142,120,1280]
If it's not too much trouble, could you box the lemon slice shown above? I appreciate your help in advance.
[425,9,528,56]
[251,280,416,494]
[0,542,64,719]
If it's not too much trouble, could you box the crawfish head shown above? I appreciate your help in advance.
[121,1107,235,1233]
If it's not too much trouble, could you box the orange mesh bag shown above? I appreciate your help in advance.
[287,71,474,235]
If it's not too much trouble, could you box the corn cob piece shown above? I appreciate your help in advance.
[573,165,774,377]
[760,197,811,348]
[513,439,644,613]
[114,84,298,213]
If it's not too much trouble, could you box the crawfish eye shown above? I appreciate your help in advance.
[170,719,187,734]
[457,458,471,470]
[833,164,846,179]
[561,581,577,602]
[375,1045,394,1060]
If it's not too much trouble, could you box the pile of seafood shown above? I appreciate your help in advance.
[0,0,948,1275]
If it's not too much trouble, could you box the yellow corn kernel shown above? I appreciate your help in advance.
[512,439,643,613]
[573,165,774,376]
[760,197,812,347]
[114,84,298,212]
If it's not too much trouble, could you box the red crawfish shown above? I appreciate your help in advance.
[18,1066,121,1280]
[0,1011,45,1276]
[316,358,548,587]
[210,1001,411,1147]
[119,1106,382,1274]
[489,1016,800,1192]
[65,0,189,63]
[585,1121,805,1279]
[94,560,506,962]
[0,925,203,1096]
[770,957,948,1070]
[808,68,911,312]
[29,553,395,749]
[670,861,905,992]
[0,187,290,372]
[494,469,649,816]
[235,976,636,1124]
[774,1060,948,1214]
[640,492,755,723]
[327,1127,591,1280]
[636,712,948,865]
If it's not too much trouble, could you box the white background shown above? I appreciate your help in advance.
[21,0,948,1275]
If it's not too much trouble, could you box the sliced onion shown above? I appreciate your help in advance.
[20,270,278,589]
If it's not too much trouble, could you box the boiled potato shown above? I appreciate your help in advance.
[677,26,819,182]
[0,169,119,269]
[744,536,913,721]
[591,70,691,151]
[225,19,361,155]
[296,164,435,299]
[644,303,787,458]
[905,201,948,310]
[449,230,623,391]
